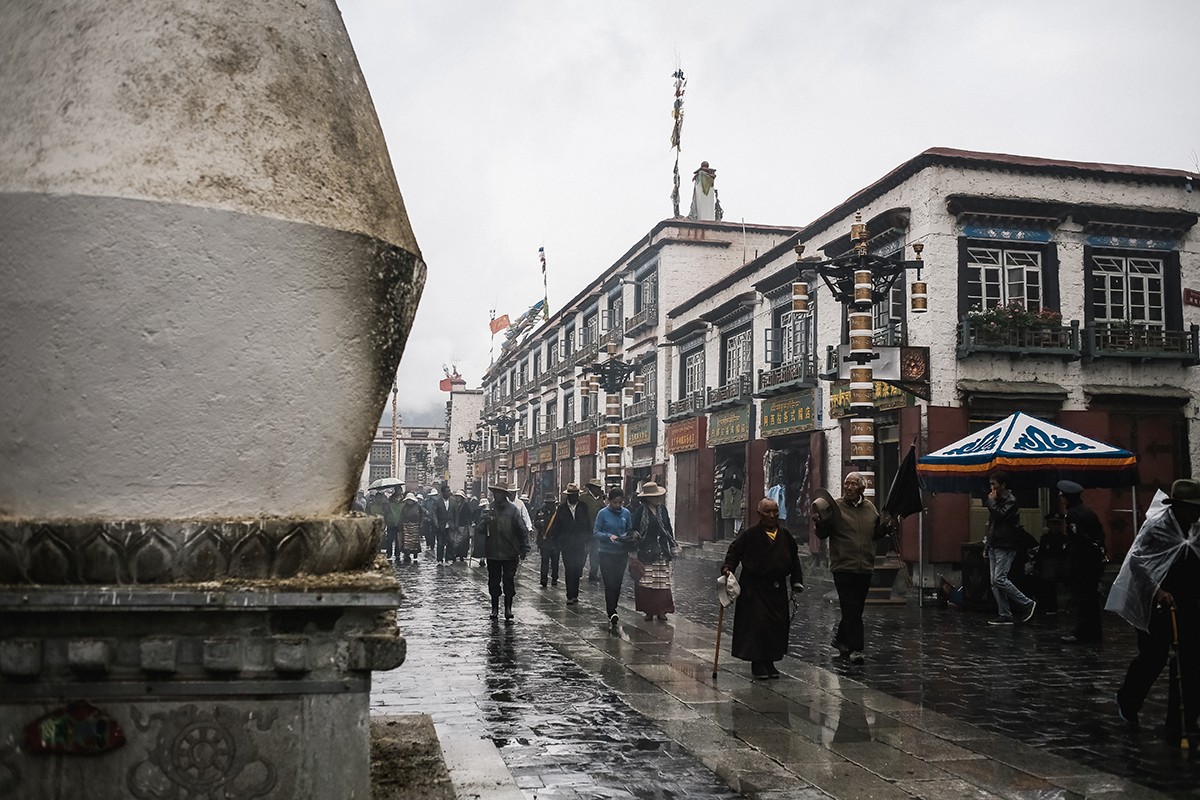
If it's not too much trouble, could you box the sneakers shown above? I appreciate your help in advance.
[988,616,1014,626]
[848,651,865,664]
[609,613,618,626]
[1019,600,1037,623]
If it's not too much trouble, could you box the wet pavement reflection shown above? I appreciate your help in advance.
[372,552,1199,799]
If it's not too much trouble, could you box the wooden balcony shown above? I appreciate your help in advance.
[665,391,706,421]
[624,304,657,337]
[1083,322,1200,365]
[623,395,656,421]
[757,358,818,397]
[575,340,600,367]
[707,374,753,410]
[568,415,603,436]
[957,318,1081,360]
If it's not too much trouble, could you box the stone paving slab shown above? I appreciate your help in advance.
[373,555,1190,799]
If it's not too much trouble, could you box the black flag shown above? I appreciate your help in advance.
[883,445,924,518]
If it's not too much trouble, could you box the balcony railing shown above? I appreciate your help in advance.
[1083,322,1200,364]
[623,395,656,421]
[575,340,600,367]
[602,327,622,348]
[957,318,1081,360]
[665,391,706,421]
[568,414,603,436]
[757,357,818,396]
[624,304,657,337]
[539,369,557,387]
[706,374,753,410]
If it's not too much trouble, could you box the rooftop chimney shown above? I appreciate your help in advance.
[688,161,723,221]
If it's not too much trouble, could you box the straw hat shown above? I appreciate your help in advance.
[639,480,667,497]
[587,478,604,489]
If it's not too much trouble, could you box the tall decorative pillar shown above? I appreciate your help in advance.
[0,3,424,798]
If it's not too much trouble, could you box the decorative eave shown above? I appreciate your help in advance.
[664,319,711,343]
[946,195,1070,229]
[956,379,1067,403]
[818,208,910,256]
[1083,383,1191,405]
[700,291,760,327]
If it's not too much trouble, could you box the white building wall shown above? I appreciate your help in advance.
[448,388,483,493]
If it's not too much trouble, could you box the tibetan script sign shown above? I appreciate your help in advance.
[760,390,816,438]
[665,418,701,455]
[829,380,911,418]
[625,418,654,448]
[708,405,753,447]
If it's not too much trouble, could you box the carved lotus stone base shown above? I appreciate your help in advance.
[0,579,404,799]
[0,515,381,585]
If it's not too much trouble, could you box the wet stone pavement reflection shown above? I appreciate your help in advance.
[372,549,1199,799]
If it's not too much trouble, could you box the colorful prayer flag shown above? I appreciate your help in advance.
[489,314,511,334]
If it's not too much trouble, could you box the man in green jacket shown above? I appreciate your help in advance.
[813,472,888,664]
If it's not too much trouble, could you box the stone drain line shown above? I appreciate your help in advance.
[372,559,1171,799]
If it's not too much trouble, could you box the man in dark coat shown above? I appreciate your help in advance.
[720,498,804,679]
[547,483,592,605]
[477,482,530,621]
[534,495,560,588]
[1058,480,1106,643]
[432,482,464,564]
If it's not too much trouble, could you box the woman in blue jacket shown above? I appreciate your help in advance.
[594,487,634,626]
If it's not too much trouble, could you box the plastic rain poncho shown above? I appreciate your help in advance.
[1105,490,1200,632]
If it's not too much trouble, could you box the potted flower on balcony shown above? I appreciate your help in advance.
[967,301,1063,348]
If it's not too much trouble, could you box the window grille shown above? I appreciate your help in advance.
[723,328,753,384]
[1090,254,1165,325]
[965,247,1043,311]
[683,349,705,397]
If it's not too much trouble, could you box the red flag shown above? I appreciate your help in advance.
[489,314,511,334]
[439,377,453,392]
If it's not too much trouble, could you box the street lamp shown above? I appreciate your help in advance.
[482,412,519,486]
[578,342,645,490]
[792,212,926,499]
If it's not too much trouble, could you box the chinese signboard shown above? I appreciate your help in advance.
[538,444,554,464]
[625,418,654,448]
[708,405,753,447]
[665,418,701,455]
[512,449,528,469]
[760,390,816,438]
[575,434,596,456]
[829,380,911,418]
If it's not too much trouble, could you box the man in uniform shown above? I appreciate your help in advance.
[1058,480,1105,643]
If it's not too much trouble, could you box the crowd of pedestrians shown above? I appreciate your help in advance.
[364,467,1199,746]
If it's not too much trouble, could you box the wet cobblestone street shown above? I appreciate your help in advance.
[373,549,1199,799]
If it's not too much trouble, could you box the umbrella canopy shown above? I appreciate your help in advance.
[369,477,403,490]
[917,412,1138,493]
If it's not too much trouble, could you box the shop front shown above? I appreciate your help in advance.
[708,404,753,543]
[759,389,819,552]
[625,417,657,498]
[666,416,710,543]
[575,433,597,488]
[557,438,575,496]
[532,443,556,506]
[511,449,528,498]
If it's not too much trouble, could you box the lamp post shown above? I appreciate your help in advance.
[391,384,399,478]
[792,212,926,500]
[484,412,519,487]
[579,343,644,491]
[458,434,481,494]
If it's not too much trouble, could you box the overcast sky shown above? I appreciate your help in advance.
[339,1,1200,426]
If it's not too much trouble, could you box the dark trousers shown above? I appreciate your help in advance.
[561,545,586,600]
[487,559,518,600]
[436,527,452,561]
[833,571,872,653]
[382,526,398,559]
[1118,602,1199,731]
[598,551,628,616]
[586,537,600,579]
[539,544,560,585]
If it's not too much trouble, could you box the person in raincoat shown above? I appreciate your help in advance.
[381,488,404,563]
[1109,479,1200,737]
[720,497,804,679]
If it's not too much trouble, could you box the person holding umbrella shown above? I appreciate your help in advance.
[1109,479,1200,741]
[720,497,804,679]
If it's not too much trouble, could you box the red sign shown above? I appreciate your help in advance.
[1185,288,1200,308]
[665,418,703,455]
[575,434,596,456]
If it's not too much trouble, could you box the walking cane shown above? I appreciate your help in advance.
[712,603,725,680]
[1169,606,1189,751]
